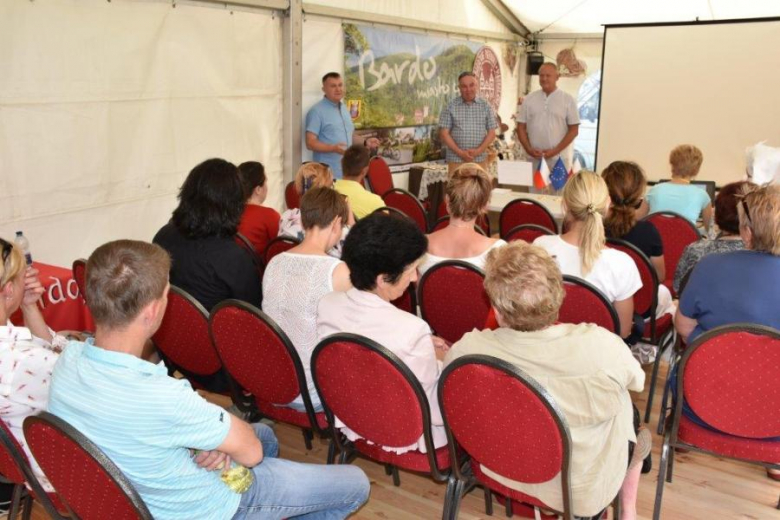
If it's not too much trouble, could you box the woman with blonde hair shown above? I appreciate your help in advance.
[279,162,355,257]
[0,238,70,493]
[418,163,506,275]
[534,171,641,338]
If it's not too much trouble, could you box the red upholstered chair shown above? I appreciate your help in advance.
[235,232,264,279]
[23,412,152,520]
[653,324,780,519]
[366,156,394,196]
[418,261,491,344]
[430,216,488,236]
[439,355,591,520]
[503,224,554,244]
[209,300,330,456]
[285,181,300,209]
[390,282,417,315]
[311,334,450,491]
[499,198,558,238]
[382,189,429,233]
[643,212,700,298]
[71,259,87,304]
[0,418,69,519]
[151,285,229,394]
[436,199,449,220]
[264,235,301,266]
[606,239,675,422]
[559,275,621,334]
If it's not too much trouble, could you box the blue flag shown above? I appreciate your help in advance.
[550,157,569,191]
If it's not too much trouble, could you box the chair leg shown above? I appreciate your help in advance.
[21,494,33,520]
[666,445,675,483]
[384,464,393,476]
[484,487,494,516]
[652,430,672,520]
[9,484,23,520]
[645,347,663,423]
[326,439,336,464]
[391,465,401,486]
[442,475,462,520]
[505,497,513,518]
[657,353,679,436]
[302,429,313,450]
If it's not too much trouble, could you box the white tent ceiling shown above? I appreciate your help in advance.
[503,0,780,35]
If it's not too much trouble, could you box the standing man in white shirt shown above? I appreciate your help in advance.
[516,63,580,170]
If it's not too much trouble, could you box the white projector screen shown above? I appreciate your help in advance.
[596,18,780,186]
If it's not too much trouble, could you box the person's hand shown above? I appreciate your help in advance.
[458,149,474,162]
[528,148,544,159]
[21,268,45,308]
[193,449,231,471]
[365,137,380,149]
[541,148,559,157]
[331,142,348,155]
[432,335,451,361]
[467,148,482,159]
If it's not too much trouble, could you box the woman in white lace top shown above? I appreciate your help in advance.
[263,188,352,411]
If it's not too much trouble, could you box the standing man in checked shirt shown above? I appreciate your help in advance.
[305,72,378,180]
[439,72,498,174]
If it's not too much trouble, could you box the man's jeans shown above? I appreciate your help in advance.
[231,423,369,519]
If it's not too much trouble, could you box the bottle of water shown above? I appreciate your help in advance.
[14,231,33,265]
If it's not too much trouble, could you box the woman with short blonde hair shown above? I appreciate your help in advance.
[418,163,506,275]
[534,172,641,338]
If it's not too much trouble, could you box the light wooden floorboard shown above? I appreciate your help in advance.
[26,361,780,519]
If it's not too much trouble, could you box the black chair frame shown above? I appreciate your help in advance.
[653,324,780,520]
[499,198,558,237]
[0,420,68,520]
[371,206,415,221]
[209,299,331,458]
[562,275,621,335]
[430,215,488,236]
[382,188,429,231]
[502,223,554,242]
[311,333,450,493]
[263,235,301,265]
[438,355,576,520]
[417,260,487,342]
[23,412,152,520]
[235,232,265,275]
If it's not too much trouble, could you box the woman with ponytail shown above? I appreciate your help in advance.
[603,162,674,320]
[534,171,641,338]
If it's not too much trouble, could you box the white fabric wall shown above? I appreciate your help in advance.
[0,0,283,267]
[532,39,603,100]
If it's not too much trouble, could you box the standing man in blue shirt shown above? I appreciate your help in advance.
[48,239,370,520]
[439,72,498,174]
[305,72,378,179]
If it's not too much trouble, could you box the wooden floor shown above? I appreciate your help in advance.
[27,361,779,520]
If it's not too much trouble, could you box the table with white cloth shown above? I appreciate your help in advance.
[407,162,449,228]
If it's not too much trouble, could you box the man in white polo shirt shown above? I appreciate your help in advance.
[47,239,369,520]
[516,62,580,170]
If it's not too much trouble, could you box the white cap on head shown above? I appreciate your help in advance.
[746,141,780,185]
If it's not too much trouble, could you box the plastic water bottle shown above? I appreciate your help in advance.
[14,231,33,265]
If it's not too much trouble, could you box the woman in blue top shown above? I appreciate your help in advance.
[646,144,713,230]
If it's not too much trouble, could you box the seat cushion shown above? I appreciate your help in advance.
[352,438,450,473]
[677,415,780,463]
[257,401,327,430]
[471,460,555,512]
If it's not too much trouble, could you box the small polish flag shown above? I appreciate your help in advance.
[533,158,550,189]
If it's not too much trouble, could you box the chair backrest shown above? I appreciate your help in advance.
[606,238,657,319]
[390,283,417,315]
[418,260,491,344]
[264,235,301,266]
[439,355,572,516]
[366,157,394,196]
[436,199,449,219]
[235,232,264,278]
[23,412,153,520]
[499,198,558,238]
[382,188,428,233]
[559,276,621,334]
[643,212,700,288]
[311,334,440,463]
[72,258,87,304]
[285,181,300,209]
[430,215,487,236]
[675,324,780,440]
[151,285,221,376]
[503,224,554,243]
[209,301,316,418]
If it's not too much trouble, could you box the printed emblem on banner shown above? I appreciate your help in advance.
[348,100,362,120]
[473,46,502,112]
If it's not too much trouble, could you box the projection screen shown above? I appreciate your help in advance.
[596,18,780,186]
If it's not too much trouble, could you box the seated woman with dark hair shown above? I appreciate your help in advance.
[263,187,352,412]
[445,241,649,519]
[673,180,755,293]
[237,161,280,255]
[317,213,449,454]
[418,163,506,275]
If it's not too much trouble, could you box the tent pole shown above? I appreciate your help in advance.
[282,0,303,186]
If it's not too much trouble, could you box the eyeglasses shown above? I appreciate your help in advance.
[0,238,12,265]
